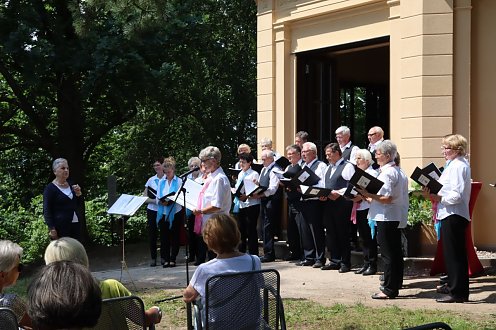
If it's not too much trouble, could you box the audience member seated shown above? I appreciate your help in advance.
[183,214,262,324]
[27,260,101,330]
[44,237,162,326]
[0,240,31,328]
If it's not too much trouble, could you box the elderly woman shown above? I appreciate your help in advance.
[143,157,165,267]
[193,146,232,263]
[156,157,183,268]
[183,214,262,326]
[357,140,408,299]
[28,260,102,330]
[351,149,378,276]
[0,240,31,328]
[44,237,162,325]
[43,158,83,240]
[424,134,471,303]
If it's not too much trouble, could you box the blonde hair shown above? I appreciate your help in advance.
[44,237,89,268]
[163,156,176,170]
[442,134,468,156]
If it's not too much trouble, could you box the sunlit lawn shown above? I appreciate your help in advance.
[8,278,496,330]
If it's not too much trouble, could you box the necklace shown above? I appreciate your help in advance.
[53,180,69,187]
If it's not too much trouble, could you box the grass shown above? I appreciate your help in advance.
[7,279,496,330]
[137,289,496,330]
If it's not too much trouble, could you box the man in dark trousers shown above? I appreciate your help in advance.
[297,142,328,267]
[320,143,355,273]
[252,150,281,262]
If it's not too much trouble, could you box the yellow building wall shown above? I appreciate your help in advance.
[256,0,495,249]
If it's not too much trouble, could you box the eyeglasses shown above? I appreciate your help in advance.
[368,133,377,137]
[441,146,452,150]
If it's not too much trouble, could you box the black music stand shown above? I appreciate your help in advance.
[108,194,148,290]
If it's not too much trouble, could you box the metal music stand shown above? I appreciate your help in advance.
[107,194,148,291]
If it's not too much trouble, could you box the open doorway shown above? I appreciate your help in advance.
[296,37,389,156]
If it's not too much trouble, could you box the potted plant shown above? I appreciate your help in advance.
[403,184,437,257]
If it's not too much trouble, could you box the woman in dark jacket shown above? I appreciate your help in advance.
[43,158,83,240]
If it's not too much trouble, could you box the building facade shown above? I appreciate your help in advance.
[256,0,495,249]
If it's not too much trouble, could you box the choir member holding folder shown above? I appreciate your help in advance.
[422,134,471,304]
[232,153,260,256]
[319,143,355,273]
[143,157,165,267]
[297,142,327,267]
[349,149,378,276]
[356,140,408,300]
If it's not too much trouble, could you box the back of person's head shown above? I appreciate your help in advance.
[28,260,102,330]
[0,239,23,273]
[202,214,241,254]
[44,237,89,268]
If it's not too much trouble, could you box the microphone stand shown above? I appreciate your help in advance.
[155,174,193,330]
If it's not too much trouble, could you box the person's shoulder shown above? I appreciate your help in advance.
[100,279,132,299]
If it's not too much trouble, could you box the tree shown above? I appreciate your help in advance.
[0,0,257,239]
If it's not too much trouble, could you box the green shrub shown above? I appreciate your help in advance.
[0,194,148,265]
[408,183,434,226]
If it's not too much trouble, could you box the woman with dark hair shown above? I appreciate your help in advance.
[43,158,83,240]
[27,260,102,330]
[144,157,165,266]
[233,152,261,256]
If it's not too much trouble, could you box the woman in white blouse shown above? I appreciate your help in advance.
[424,134,471,303]
[358,140,408,299]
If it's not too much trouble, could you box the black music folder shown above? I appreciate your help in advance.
[251,163,264,173]
[410,166,443,194]
[145,187,175,203]
[275,156,290,170]
[231,180,245,197]
[423,162,442,180]
[227,167,242,177]
[300,185,332,198]
[349,167,384,194]
[281,166,321,187]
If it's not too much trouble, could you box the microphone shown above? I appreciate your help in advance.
[179,166,200,179]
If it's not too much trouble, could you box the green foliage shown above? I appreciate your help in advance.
[408,183,434,226]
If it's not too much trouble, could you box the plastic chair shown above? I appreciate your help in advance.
[0,307,19,330]
[404,322,452,330]
[88,295,155,330]
[194,269,286,330]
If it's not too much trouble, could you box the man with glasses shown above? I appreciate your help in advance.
[367,126,384,169]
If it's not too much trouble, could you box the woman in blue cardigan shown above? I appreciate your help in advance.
[43,158,83,240]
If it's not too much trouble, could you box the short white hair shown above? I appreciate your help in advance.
[376,140,397,161]
[0,240,23,272]
[52,158,68,171]
[199,146,222,163]
[44,237,89,268]
[355,149,374,165]
[302,142,317,153]
[335,126,350,136]
[262,150,275,159]
[188,157,201,167]
[260,137,272,147]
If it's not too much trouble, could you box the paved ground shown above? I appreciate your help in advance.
[89,242,496,318]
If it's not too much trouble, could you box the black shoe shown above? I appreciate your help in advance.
[436,284,449,294]
[284,253,300,261]
[355,265,368,274]
[363,266,377,276]
[371,292,395,300]
[297,259,315,266]
[338,265,351,273]
[260,256,275,263]
[321,263,341,270]
[150,259,157,267]
[163,262,170,268]
[436,296,467,303]
[312,260,323,268]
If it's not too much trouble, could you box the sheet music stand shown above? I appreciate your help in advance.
[107,194,148,290]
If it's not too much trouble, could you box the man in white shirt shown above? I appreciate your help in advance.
[367,126,384,169]
[297,142,328,267]
[252,150,282,262]
[335,126,359,164]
